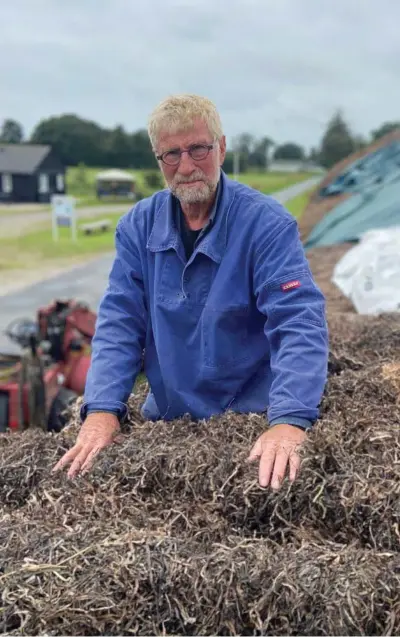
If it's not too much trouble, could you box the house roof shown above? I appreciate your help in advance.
[0,144,51,174]
[95,169,135,182]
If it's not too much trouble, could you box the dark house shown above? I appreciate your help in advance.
[0,144,66,204]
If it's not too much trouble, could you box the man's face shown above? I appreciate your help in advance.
[156,118,226,206]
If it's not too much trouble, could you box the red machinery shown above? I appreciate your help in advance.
[0,299,97,433]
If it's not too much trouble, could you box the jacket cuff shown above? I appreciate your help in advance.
[80,401,128,423]
[269,416,313,431]
[86,409,120,417]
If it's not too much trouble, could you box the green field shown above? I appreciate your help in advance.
[0,172,315,270]
[0,212,123,270]
[285,187,314,217]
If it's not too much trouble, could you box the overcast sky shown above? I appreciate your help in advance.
[2,0,399,151]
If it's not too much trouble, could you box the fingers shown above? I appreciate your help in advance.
[248,425,306,489]
[249,435,302,489]
[52,418,120,478]
[270,447,290,490]
[247,437,262,462]
[66,447,89,479]
[80,447,102,475]
[52,444,83,473]
[258,441,276,488]
[113,434,126,445]
[52,441,104,479]
[289,450,301,482]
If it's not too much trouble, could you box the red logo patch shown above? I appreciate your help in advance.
[281,280,301,292]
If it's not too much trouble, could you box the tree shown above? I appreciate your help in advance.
[129,130,158,169]
[105,125,132,168]
[371,121,400,141]
[69,162,89,195]
[0,119,24,143]
[234,133,255,155]
[222,151,235,173]
[307,147,319,162]
[143,171,164,190]
[318,111,355,169]
[230,133,255,172]
[248,136,274,169]
[273,142,304,161]
[30,114,108,166]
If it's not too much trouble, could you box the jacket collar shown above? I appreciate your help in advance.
[147,170,236,263]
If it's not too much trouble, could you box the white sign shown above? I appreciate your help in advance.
[51,195,77,242]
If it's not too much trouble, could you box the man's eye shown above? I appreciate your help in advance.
[165,150,180,160]
[190,145,209,159]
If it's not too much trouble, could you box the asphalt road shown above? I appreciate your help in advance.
[0,177,319,354]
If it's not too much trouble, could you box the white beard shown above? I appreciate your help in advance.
[168,168,220,206]
[172,180,214,204]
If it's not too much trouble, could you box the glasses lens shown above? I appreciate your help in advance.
[163,150,181,165]
[190,145,209,160]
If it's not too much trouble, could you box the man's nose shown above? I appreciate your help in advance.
[177,151,196,175]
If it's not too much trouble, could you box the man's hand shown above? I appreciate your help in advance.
[52,412,120,479]
[248,423,307,490]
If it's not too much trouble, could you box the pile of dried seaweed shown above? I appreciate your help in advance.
[1,318,400,635]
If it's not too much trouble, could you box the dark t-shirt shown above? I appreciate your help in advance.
[179,211,202,260]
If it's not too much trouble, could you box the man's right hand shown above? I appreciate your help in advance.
[52,412,120,479]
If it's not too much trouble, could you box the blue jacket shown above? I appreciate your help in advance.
[81,171,329,429]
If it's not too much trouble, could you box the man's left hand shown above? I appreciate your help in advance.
[247,423,307,490]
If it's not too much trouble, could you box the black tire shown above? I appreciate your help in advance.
[0,392,8,433]
[48,387,78,432]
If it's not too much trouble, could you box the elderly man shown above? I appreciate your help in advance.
[54,94,329,489]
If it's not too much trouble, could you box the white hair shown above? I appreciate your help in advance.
[147,94,223,150]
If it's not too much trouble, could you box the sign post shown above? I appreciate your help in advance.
[51,195,77,242]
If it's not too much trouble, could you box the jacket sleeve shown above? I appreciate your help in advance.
[253,216,329,428]
[80,216,147,423]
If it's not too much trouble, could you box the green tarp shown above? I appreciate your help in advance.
[304,141,400,251]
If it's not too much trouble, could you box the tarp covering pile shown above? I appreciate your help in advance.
[299,129,400,246]
[304,140,400,250]
[305,167,400,250]
[318,138,400,198]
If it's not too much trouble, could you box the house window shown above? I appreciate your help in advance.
[56,173,64,191]
[2,173,13,193]
[38,173,49,193]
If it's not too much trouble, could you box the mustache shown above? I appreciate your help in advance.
[174,171,206,185]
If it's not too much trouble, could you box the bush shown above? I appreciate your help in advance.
[143,171,164,190]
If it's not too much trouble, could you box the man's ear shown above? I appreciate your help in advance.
[219,135,227,165]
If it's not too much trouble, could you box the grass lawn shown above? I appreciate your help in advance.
[284,187,315,218]
[0,212,122,270]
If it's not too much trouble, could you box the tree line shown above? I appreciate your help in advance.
[1,111,399,171]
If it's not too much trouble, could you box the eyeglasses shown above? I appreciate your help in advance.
[156,143,214,166]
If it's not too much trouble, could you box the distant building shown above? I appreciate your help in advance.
[0,144,66,204]
[95,169,136,199]
[268,159,325,174]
